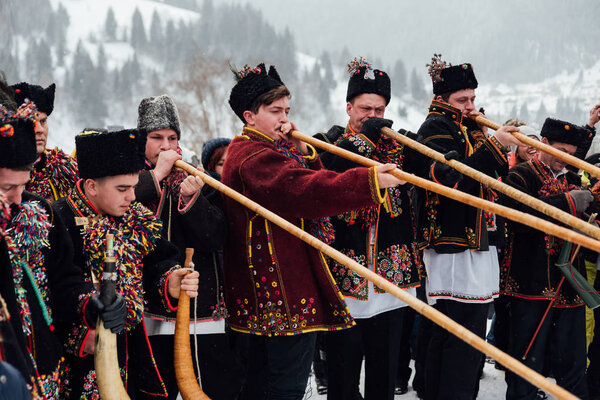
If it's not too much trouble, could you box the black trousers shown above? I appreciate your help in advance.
[326,307,404,400]
[588,273,600,397]
[505,298,588,400]
[397,307,416,388]
[412,283,431,397]
[493,294,511,353]
[424,300,488,400]
[136,332,244,400]
[236,332,317,400]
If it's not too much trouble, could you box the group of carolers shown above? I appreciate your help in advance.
[0,52,600,400]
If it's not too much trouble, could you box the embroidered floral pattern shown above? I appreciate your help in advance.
[28,356,65,400]
[374,243,419,294]
[421,193,442,244]
[335,125,405,228]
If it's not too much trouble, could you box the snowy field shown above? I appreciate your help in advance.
[305,359,559,400]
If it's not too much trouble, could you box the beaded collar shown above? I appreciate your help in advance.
[27,148,78,202]
[5,200,53,334]
[67,180,163,329]
[428,99,463,124]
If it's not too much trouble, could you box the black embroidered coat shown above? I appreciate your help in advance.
[0,192,91,399]
[53,183,182,398]
[416,100,509,253]
[317,125,421,300]
[221,127,385,336]
[500,155,588,307]
[135,166,227,321]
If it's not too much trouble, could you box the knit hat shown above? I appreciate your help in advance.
[346,57,391,105]
[540,118,584,147]
[76,128,147,179]
[427,54,478,95]
[137,94,181,139]
[202,137,231,170]
[229,63,285,123]
[10,82,56,115]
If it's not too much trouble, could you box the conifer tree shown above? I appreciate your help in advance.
[131,7,147,49]
[105,7,118,41]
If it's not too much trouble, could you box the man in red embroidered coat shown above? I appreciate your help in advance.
[10,82,78,202]
[223,63,404,399]
[501,118,593,399]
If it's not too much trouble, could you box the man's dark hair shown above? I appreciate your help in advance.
[437,92,451,102]
[249,86,291,115]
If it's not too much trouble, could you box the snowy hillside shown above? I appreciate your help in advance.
[6,0,600,157]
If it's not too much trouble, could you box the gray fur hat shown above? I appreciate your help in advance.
[137,94,181,139]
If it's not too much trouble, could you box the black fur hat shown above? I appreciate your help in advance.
[10,82,56,115]
[137,94,181,139]
[229,63,285,123]
[427,54,478,95]
[540,118,584,147]
[0,118,37,169]
[76,128,147,179]
[346,57,391,105]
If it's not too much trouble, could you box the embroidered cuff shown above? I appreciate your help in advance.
[485,136,508,165]
[565,193,577,216]
[178,190,201,215]
[160,266,182,312]
[430,163,459,189]
[368,166,388,204]
[302,144,317,161]
[80,329,94,357]
[80,295,93,328]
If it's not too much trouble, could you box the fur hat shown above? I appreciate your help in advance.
[427,54,478,95]
[540,118,584,147]
[137,94,181,139]
[202,137,231,170]
[0,102,38,168]
[0,119,37,169]
[76,128,147,179]
[229,63,285,123]
[346,57,391,105]
[10,82,56,115]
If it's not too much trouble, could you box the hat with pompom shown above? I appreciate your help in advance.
[427,54,478,95]
[229,63,286,123]
[346,57,390,105]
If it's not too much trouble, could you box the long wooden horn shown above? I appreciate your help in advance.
[475,115,600,179]
[174,159,578,400]
[291,131,600,254]
[95,233,130,400]
[174,248,211,400]
[379,126,600,240]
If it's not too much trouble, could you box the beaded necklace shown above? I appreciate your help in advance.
[5,201,53,334]
[27,148,79,202]
[67,183,163,329]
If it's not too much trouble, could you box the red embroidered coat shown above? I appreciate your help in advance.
[221,128,385,336]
